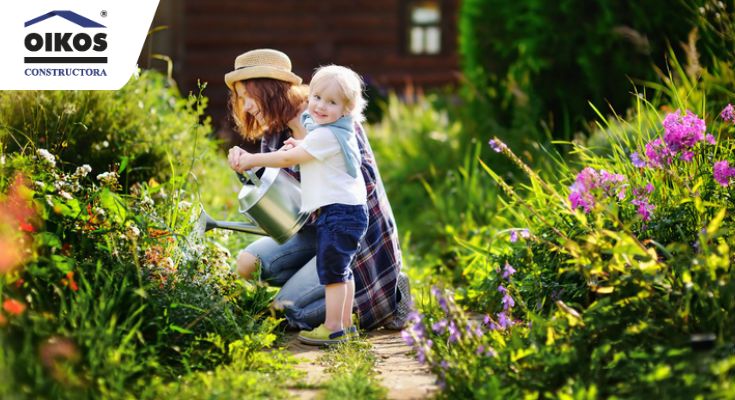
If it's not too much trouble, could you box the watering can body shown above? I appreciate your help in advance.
[202,167,310,244]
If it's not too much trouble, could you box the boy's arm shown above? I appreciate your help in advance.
[236,146,314,172]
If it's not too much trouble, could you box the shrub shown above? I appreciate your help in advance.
[0,70,215,188]
[458,0,701,139]
[0,144,281,397]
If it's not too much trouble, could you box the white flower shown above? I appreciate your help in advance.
[37,149,56,167]
[59,190,73,200]
[139,196,154,208]
[96,171,119,188]
[178,200,192,211]
[74,164,92,178]
[125,224,140,240]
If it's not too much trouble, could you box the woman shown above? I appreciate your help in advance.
[224,48,408,331]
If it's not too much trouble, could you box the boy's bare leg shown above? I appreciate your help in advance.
[342,279,355,328]
[324,282,347,332]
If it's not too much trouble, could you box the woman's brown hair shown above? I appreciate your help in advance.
[228,78,308,141]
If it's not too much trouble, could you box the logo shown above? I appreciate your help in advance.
[24,11,107,64]
[0,1,160,90]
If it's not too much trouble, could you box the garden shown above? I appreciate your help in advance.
[2,1,735,399]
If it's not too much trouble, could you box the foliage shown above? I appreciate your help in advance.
[458,0,709,139]
[401,50,735,397]
[0,71,217,189]
[0,118,291,397]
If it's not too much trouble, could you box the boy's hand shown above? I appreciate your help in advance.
[281,137,302,151]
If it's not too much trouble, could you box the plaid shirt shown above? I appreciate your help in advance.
[261,123,402,330]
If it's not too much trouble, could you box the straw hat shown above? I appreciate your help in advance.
[224,49,302,89]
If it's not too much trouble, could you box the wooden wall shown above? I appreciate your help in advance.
[141,0,460,140]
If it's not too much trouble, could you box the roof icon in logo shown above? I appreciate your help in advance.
[25,10,106,28]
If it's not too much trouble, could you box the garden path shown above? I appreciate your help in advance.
[286,329,438,399]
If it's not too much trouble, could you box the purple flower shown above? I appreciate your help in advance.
[438,297,448,313]
[520,229,530,239]
[705,134,716,145]
[417,347,427,364]
[714,160,735,186]
[568,167,627,212]
[502,262,516,279]
[432,319,448,334]
[477,345,485,355]
[407,311,422,324]
[502,293,515,310]
[662,110,706,152]
[488,139,506,153]
[401,329,415,346]
[721,104,735,123]
[509,230,519,243]
[411,321,427,341]
[680,151,695,162]
[448,321,460,343]
[644,138,675,169]
[631,184,656,222]
[497,284,507,294]
[440,360,449,369]
[483,314,491,326]
[630,152,646,168]
[497,312,512,329]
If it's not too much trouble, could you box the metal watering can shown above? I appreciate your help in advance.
[198,167,309,243]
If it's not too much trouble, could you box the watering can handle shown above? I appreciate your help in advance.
[236,172,248,184]
[235,168,262,186]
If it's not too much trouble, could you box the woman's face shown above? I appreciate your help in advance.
[235,82,265,125]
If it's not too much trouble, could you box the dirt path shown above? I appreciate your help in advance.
[286,329,438,399]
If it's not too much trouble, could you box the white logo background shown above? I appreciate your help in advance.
[0,0,159,90]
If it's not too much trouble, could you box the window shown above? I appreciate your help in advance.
[406,1,441,55]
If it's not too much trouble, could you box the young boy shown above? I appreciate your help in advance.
[231,65,368,345]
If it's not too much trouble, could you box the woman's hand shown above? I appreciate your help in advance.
[227,146,245,172]
[228,146,257,173]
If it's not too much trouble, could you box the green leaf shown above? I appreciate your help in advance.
[169,324,194,334]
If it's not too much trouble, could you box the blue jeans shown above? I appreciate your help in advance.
[243,225,324,329]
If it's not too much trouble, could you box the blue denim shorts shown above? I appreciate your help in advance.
[316,203,368,285]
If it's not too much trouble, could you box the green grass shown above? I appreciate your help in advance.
[319,339,388,400]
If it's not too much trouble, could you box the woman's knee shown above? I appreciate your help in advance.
[236,251,260,279]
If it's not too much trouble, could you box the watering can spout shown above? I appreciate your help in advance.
[198,209,267,236]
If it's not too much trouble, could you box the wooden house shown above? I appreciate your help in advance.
[140,0,460,140]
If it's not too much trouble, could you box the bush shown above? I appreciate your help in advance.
[402,51,735,397]
[0,71,215,188]
[458,0,700,139]
[0,131,283,398]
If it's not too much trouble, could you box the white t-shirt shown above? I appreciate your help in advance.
[299,126,367,213]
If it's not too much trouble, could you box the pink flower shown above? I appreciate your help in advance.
[662,110,706,152]
[713,160,735,187]
[568,167,626,212]
[721,104,734,123]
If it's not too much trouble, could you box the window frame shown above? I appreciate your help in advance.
[400,0,449,57]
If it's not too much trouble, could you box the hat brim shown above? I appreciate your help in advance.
[225,66,302,89]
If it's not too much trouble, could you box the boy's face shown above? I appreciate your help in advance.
[308,81,348,125]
